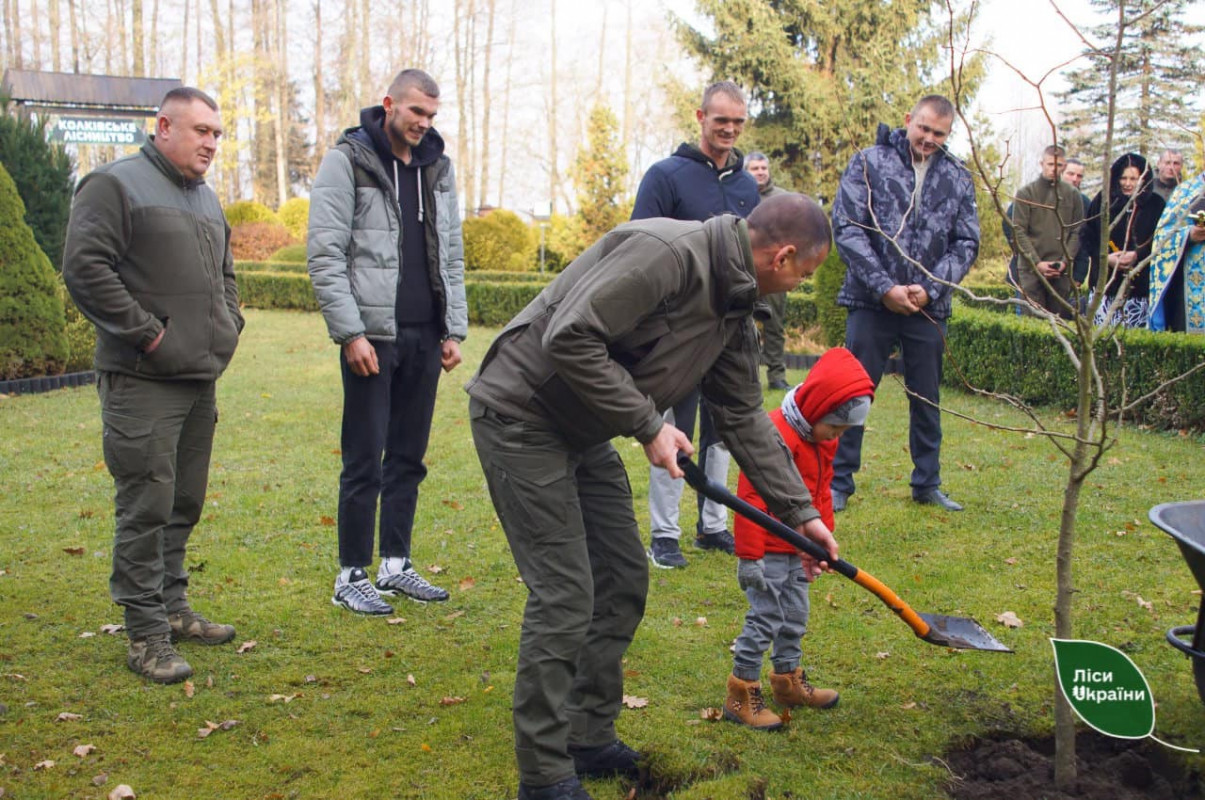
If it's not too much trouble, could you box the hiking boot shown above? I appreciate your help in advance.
[517,775,593,800]
[723,674,782,731]
[569,739,641,779]
[832,490,849,513]
[376,564,450,603]
[333,567,394,615]
[695,529,735,554]
[168,608,236,645]
[770,667,840,709]
[647,536,687,569]
[127,633,193,684]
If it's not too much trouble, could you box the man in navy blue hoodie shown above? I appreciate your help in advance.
[631,81,760,569]
[830,94,979,514]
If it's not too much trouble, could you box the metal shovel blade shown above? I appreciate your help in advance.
[918,613,1012,652]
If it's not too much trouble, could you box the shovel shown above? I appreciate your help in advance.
[678,455,1011,653]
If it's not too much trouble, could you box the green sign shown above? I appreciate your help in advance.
[1051,638,1197,752]
[49,117,146,146]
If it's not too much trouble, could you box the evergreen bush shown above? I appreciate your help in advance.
[277,197,309,241]
[235,271,318,311]
[224,200,281,227]
[268,243,308,263]
[0,162,68,379]
[463,209,537,271]
[813,246,848,346]
[57,277,96,373]
[0,98,75,270]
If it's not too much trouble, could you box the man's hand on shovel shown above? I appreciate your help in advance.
[796,517,839,580]
[643,424,694,478]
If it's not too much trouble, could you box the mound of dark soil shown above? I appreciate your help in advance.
[944,731,1202,799]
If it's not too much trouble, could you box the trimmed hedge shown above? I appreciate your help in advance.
[465,282,544,326]
[236,271,318,311]
[945,304,1205,431]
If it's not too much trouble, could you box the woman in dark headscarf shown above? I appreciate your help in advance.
[1078,152,1166,327]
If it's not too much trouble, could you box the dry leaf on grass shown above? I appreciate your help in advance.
[442,499,464,511]
[996,611,1023,628]
[357,668,373,674]
[4,673,27,681]
[56,712,83,722]
[439,696,467,706]
[672,617,683,627]
[319,515,335,526]
[875,652,891,660]
[825,593,838,608]
[407,674,417,686]
[1004,558,1018,566]
[1122,591,1154,611]
[427,564,445,575]
[695,617,707,627]
[184,681,195,698]
[699,707,723,721]
[100,624,125,635]
[34,760,55,770]
[621,695,648,709]
[901,701,917,710]
[91,773,108,786]
[73,744,96,758]
[387,617,407,625]
[420,743,431,752]
[197,720,239,739]
[269,694,299,703]
[458,577,476,591]
[108,785,136,800]
[444,610,465,621]
[78,631,96,638]
[63,547,85,556]
[236,640,257,654]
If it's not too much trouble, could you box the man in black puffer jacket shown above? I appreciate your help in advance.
[830,94,980,514]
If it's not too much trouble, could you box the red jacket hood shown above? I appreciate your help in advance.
[792,347,875,426]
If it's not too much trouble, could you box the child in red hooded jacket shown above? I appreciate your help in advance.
[723,347,874,731]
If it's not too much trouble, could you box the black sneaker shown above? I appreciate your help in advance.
[648,536,687,569]
[569,739,641,779]
[695,529,736,554]
[517,775,593,800]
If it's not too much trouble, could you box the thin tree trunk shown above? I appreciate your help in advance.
[548,0,558,212]
[67,0,80,71]
[496,0,516,208]
[595,5,607,106]
[465,0,477,212]
[454,0,468,206]
[313,0,325,164]
[150,0,160,75]
[622,0,632,163]
[30,0,41,67]
[477,0,495,210]
[48,0,61,71]
[11,0,23,68]
[359,0,369,101]
[131,0,144,74]
[274,0,289,205]
[179,0,188,80]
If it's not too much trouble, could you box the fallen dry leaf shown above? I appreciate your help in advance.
[825,593,837,608]
[427,564,445,575]
[996,611,1023,628]
[268,694,298,703]
[458,577,476,591]
[1004,558,1018,566]
[197,719,239,739]
[73,744,96,758]
[875,652,891,660]
[439,696,467,706]
[420,743,431,752]
[386,617,407,625]
[407,674,417,686]
[444,610,465,621]
[79,631,96,639]
[108,785,136,800]
[34,760,55,770]
[4,673,27,681]
[901,701,917,710]
[92,773,108,786]
[56,712,83,722]
[621,695,649,709]
[236,640,257,654]
[384,649,395,658]
[319,515,335,526]
[441,499,465,511]
[63,547,85,556]
[357,667,373,674]
[184,681,195,698]
[100,624,125,635]
[695,617,708,627]
[700,707,723,721]
[779,707,792,724]
[672,617,683,627]
[1122,590,1154,611]
[278,577,291,586]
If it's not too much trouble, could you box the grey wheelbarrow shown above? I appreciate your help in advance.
[1150,500,1205,704]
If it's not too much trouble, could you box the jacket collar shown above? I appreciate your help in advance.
[704,215,758,317]
[141,138,206,189]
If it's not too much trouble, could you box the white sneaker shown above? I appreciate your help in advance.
[332,567,394,615]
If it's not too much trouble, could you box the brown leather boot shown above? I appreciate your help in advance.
[770,667,839,709]
[723,674,782,730]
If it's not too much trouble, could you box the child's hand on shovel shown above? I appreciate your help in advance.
[796,518,839,579]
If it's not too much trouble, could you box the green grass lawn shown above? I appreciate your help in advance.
[2,308,1204,799]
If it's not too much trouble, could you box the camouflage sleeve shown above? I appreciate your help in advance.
[832,151,898,303]
[928,169,981,296]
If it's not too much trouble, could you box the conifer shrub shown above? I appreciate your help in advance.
[277,197,309,241]
[224,200,281,227]
[813,246,848,346]
[0,99,75,271]
[0,162,68,379]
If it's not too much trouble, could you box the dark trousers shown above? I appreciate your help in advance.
[761,291,787,385]
[97,372,216,639]
[470,399,648,786]
[833,308,946,497]
[337,325,443,567]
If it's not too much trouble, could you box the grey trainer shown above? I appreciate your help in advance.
[333,567,395,615]
[376,565,449,603]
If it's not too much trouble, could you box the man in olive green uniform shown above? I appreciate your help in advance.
[64,87,244,684]
[746,152,791,389]
[466,194,839,800]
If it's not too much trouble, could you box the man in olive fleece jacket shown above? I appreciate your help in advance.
[64,88,244,685]
[1011,145,1083,317]
[465,194,837,800]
